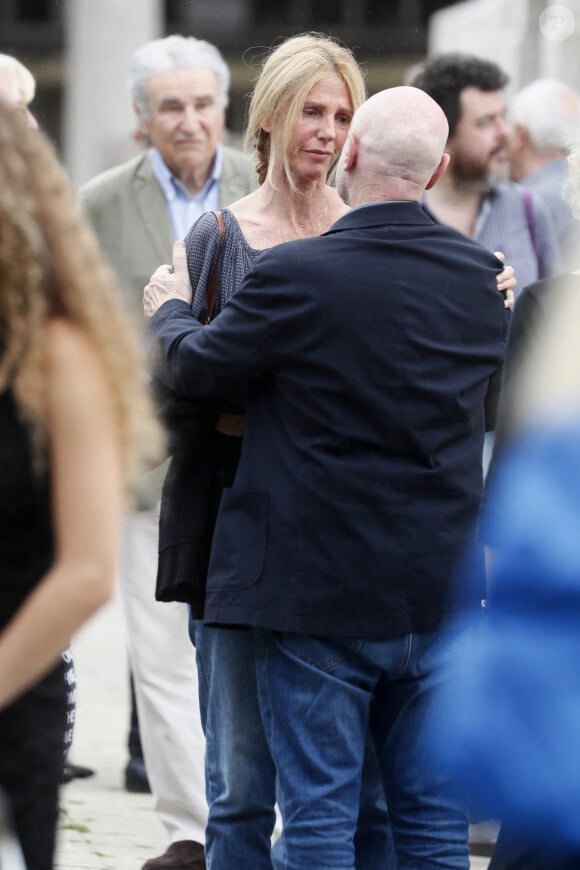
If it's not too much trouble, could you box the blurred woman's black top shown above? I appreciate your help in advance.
[0,383,65,870]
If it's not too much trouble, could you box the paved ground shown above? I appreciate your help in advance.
[55,584,491,869]
[55,586,167,870]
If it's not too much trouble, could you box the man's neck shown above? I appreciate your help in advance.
[178,164,214,197]
[424,172,484,238]
[160,150,218,197]
[522,150,565,182]
[348,176,422,209]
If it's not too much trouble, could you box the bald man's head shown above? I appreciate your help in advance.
[336,86,449,206]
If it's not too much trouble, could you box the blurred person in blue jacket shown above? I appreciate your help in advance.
[428,232,580,867]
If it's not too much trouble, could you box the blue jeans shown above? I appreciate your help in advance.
[255,629,469,870]
[190,619,394,870]
[191,621,277,869]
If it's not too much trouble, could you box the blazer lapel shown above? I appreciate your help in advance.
[133,152,173,263]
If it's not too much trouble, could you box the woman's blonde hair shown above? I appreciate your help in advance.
[0,101,163,495]
[244,32,366,188]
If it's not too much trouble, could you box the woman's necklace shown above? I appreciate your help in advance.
[271,203,329,244]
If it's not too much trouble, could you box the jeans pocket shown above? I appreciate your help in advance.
[275,633,363,671]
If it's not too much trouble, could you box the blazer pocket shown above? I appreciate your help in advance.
[208,490,269,590]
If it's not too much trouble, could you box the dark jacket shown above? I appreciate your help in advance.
[150,201,508,637]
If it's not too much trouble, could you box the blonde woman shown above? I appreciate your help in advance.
[0,101,161,869]
[148,32,381,870]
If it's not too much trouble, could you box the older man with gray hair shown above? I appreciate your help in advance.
[80,34,257,870]
[507,77,580,269]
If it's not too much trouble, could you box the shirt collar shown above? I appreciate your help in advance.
[473,188,497,239]
[150,145,223,203]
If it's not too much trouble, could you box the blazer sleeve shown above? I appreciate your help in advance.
[149,262,275,399]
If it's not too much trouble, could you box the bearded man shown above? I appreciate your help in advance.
[411,53,560,296]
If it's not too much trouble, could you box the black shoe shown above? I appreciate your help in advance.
[61,762,95,784]
[124,757,151,793]
[141,840,205,869]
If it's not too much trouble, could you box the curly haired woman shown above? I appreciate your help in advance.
[0,100,162,869]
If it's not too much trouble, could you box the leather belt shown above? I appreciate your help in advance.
[215,413,245,438]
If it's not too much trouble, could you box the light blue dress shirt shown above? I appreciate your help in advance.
[150,145,222,241]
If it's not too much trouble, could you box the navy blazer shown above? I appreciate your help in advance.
[150,201,508,637]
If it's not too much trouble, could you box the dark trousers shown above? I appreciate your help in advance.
[0,661,66,870]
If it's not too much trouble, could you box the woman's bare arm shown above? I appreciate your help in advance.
[0,321,120,709]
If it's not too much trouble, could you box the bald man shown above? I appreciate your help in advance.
[145,86,508,869]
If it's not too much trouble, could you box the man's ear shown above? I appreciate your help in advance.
[512,122,530,151]
[134,103,148,133]
[425,152,450,189]
[133,104,152,148]
[342,133,358,171]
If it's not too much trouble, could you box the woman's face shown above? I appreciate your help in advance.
[285,72,353,184]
